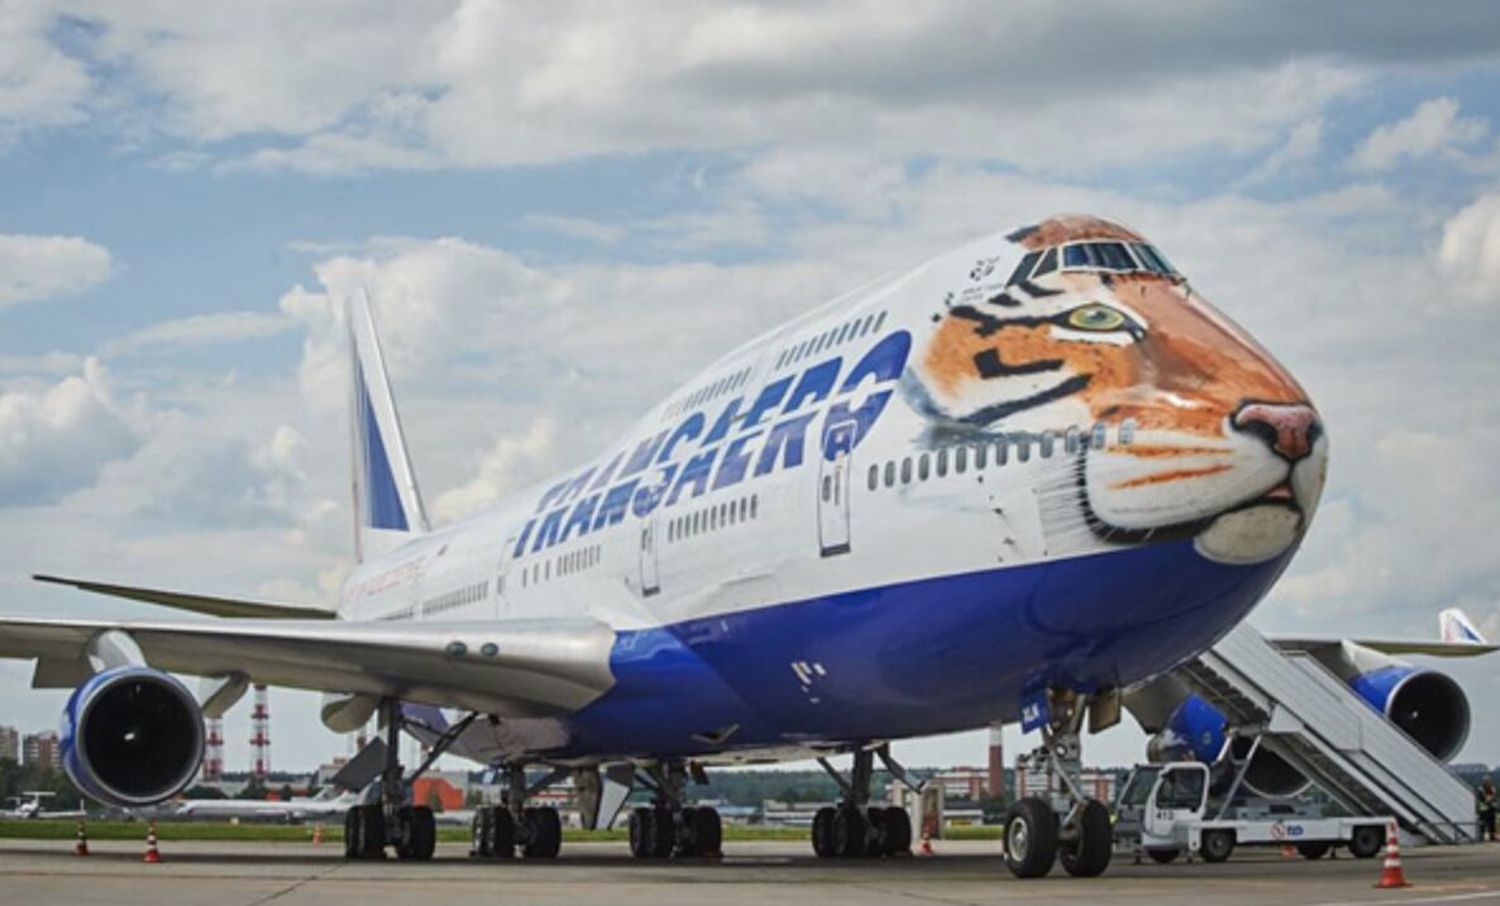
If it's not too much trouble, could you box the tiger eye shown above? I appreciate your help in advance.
[1067,305,1126,331]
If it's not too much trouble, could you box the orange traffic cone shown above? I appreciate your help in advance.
[1374,821,1409,889]
[143,820,162,864]
[312,823,323,845]
[919,827,934,856]
[1280,843,1296,858]
[73,818,89,857]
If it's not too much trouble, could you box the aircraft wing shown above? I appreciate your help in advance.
[32,574,336,620]
[1269,637,1497,657]
[0,615,616,717]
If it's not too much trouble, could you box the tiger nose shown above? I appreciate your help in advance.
[1233,403,1321,462]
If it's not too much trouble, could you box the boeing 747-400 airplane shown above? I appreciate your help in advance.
[1,215,1487,878]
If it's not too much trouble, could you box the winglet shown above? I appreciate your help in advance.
[1440,608,1487,645]
[348,289,429,562]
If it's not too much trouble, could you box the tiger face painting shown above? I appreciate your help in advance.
[908,215,1327,565]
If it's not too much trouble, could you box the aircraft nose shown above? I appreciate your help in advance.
[1232,402,1321,463]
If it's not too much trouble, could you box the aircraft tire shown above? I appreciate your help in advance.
[1003,797,1057,879]
[1200,829,1235,863]
[521,806,562,859]
[1147,848,1180,864]
[628,807,656,858]
[396,806,435,861]
[471,808,492,857]
[811,806,836,858]
[693,806,723,857]
[490,807,516,858]
[356,804,386,859]
[1059,799,1112,878]
[650,807,675,858]
[1296,841,1331,860]
[833,805,868,858]
[879,806,912,856]
[344,807,361,859]
[862,806,887,857]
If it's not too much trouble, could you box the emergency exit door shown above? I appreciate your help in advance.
[639,513,660,596]
[819,422,854,556]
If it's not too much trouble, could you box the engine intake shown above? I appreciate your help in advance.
[1350,666,1469,761]
[61,667,204,807]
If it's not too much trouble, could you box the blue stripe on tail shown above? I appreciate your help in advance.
[357,367,409,532]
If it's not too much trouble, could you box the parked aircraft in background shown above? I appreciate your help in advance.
[0,215,1488,878]
[175,788,358,823]
[1,791,85,820]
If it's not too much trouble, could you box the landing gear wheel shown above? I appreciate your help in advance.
[878,806,912,856]
[359,804,387,859]
[490,807,516,858]
[832,805,868,858]
[650,807,675,858]
[1348,825,1384,859]
[521,806,562,859]
[1002,798,1058,879]
[678,806,722,857]
[395,806,436,861]
[862,806,888,857]
[344,807,361,859]
[628,807,657,859]
[1200,829,1235,863]
[1296,841,1331,860]
[470,808,492,857]
[1147,848,1180,864]
[1059,799,1112,878]
[811,806,836,858]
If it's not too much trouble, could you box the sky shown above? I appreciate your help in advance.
[2,1,1500,775]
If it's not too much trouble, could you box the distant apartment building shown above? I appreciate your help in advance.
[22,731,61,771]
[0,725,18,762]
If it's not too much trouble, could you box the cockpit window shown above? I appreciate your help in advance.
[1131,243,1177,276]
[1006,251,1041,286]
[1062,241,1137,272]
[1031,247,1058,278]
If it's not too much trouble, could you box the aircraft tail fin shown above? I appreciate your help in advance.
[348,289,429,562]
[1439,607,1487,645]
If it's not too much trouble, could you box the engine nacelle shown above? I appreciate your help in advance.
[1349,665,1469,761]
[60,667,205,808]
[1146,695,1309,798]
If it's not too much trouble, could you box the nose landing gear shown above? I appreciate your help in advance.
[1002,689,1117,879]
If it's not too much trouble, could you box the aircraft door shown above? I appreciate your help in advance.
[495,536,515,616]
[818,421,854,557]
[639,512,661,597]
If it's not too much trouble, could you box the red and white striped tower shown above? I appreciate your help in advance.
[986,723,1005,799]
[201,718,224,780]
[250,684,270,780]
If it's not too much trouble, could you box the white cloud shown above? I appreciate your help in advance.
[1350,97,1489,172]
[0,358,140,503]
[1240,117,1324,185]
[0,0,91,144]
[0,233,113,308]
[103,311,293,357]
[433,417,558,522]
[1438,191,1500,298]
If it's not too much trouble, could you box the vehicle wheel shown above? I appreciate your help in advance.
[1297,841,1331,860]
[471,808,492,857]
[1200,829,1234,863]
[833,805,868,858]
[863,806,888,857]
[521,806,562,859]
[689,806,722,857]
[1348,825,1384,860]
[358,804,386,859]
[880,806,912,856]
[490,807,515,858]
[811,806,836,858]
[400,806,435,861]
[628,807,656,859]
[1059,799,1112,878]
[1003,797,1058,879]
[650,807,675,858]
[344,807,361,859]
[1147,848,1180,864]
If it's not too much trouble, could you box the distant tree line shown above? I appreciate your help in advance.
[0,758,83,810]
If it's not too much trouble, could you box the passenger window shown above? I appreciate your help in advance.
[1006,251,1041,286]
[1065,427,1080,454]
[868,464,879,491]
[750,495,758,519]
[1016,436,1031,462]
[996,439,1009,466]
[739,498,748,521]
[710,507,718,531]
[955,446,968,473]
[974,444,987,469]
[900,458,912,484]
[936,448,948,477]
[884,461,896,487]
[1092,422,1107,450]
[1121,419,1137,445]
[872,311,886,333]
[859,315,874,336]
[1040,432,1055,458]
[918,453,930,481]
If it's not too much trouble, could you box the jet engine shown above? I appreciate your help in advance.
[1349,664,1469,760]
[60,666,205,807]
[1144,694,1310,798]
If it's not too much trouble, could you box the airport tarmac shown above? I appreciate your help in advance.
[2,838,1497,906]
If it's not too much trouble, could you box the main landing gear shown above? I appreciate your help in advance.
[470,764,566,860]
[626,762,723,859]
[344,700,480,861]
[811,746,914,859]
[1001,689,1116,879]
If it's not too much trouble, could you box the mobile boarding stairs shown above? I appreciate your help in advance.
[1174,623,1480,845]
